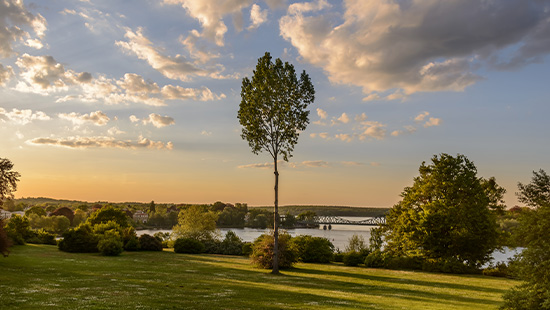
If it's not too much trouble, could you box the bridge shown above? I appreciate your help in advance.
[310,216,386,226]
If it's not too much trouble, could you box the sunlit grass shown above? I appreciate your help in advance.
[1,244,517,309]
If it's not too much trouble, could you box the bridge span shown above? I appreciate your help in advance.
[311,216,386,226]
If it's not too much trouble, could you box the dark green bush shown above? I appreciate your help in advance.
[124,236,140,251]
[98,235,123,256]
[58,224,98,253]
[251,232,296,269]
[220,231,243,255]
[27,229,57,245]
[364,251,386,268]
[138,234,163,251]
[4,215,33,245]
[421,258,478,274]
[332,252,344,262]
[203,239,222,254]
[242,242,253,256]
[290,235,334,263]
[343,251,363,266]
[482,262,509,277]
[174,238,204,254]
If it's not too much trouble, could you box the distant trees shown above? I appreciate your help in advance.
[238,52,314,274]
[86,206,131,228]
[502,170,550,310]
[172,205,219,242]
[381,154,502,269]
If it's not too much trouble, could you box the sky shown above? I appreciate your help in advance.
[1,0,549,207]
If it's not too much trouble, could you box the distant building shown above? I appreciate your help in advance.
[133,210,149,223]
[0,209,12,220]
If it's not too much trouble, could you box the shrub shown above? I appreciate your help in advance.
[332,252,344,263]
[58,224,98,253]
[343,251,363,266]
[98,234,123,256]
[174,238,204,254]
[203,239,222,254]
[250,232,296,269]
[0,219,12,257]
[345,234,368,253]
[27,229,57,245]
[4,215,33,245]
[242,242,253,256]
[124,236,140,251]
[482,262,509,277]
[139,234,163,251]
[290,235,334,263]
[220,231,243,255]
[421,258,478,274]
[364,251,386,268]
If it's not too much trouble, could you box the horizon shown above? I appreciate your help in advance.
[2,1,549,208]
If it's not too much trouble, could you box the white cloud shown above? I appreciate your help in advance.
[142,113,175,128]
[424,117,442,128]
[58,111,110,126]
[332,112,350,125]
[238,159,329,169]
[163,0,254,46]
[354,113,367,122]
[0,64,14,85]
[107,126,125,135]
[15,54,82,94]
[117,73,160,94]
[391,125,417,137]
[129,115,140,123]
[0,107,50,125]
[180,30,220,63]
[280,0,550,99]
[335,133,352,142]
[0,0,47,58]
[359,121,386,140]
[248,4,268,30]
[28,135,173,150]
[201,130,212,136]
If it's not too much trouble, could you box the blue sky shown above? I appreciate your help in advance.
[1,0,549,207]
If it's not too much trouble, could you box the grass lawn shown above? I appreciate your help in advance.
[1,244,518,309]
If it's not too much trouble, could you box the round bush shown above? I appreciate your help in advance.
[138,234,162,251]
[58,224,98,253]
[251,232,296,269]
[290,235,334,263]
[242,242,253,256]
[124,236,140,251]
[98,236,123,256]
[174,238,204,254]
[343,251,363,266]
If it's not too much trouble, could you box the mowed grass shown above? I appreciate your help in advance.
[1,245,518,310]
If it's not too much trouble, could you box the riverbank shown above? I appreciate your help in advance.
[1,244,518,309]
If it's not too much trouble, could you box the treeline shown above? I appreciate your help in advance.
[249,205,390,217]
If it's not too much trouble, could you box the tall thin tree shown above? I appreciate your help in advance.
[0,158,21,207]
[238,52,314,274]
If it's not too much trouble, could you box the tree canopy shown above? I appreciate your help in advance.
[0,158,21,206]
[172,205,219,242]
[382,153,501,267]
[502,170,550,309]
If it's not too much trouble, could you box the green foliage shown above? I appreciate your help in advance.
[174,238,204,254]
[86,205,131,228]
[98,231,124,256]
[290,235,334,263]
[482,262,509,277]
[172,205,219,242]
[343,251,363,267]
[216,203,248,228]
[245,209,272,229]
[4,214,33,245]
[0,219,11,257]
[241,242,253,256]
[364,251,386,268]
[24,206,47,217]
[138,234,163,251]
[383,153,500,268]
[517,169,550,208]
[0,158,21,204]
[238,52,314,162]
[124,236,140,251]
[58,224,98,253]
[250,232,296,269]
[345,234,368,253]
[28,214,70,235]
[296,211,316,222]
[280,212,296,228]
[27,229,57,245]
[93,220,124,236]
[219,231,243,255]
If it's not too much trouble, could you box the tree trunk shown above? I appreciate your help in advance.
[272,157,280,274]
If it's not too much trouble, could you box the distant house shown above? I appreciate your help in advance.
[133,210,149,223]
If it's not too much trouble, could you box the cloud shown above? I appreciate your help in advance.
[142,113,175,128]
[335,133,353,142]
[248,4,268,30]
[424,117,442,128]
[301,160,329,168]
[201,130,212,136]
[391,125,417,137]
[414,111,430,122]
[163,0,254,46]
[238,159,330,169]
[331,112,350,125]
[180,30,220,63]
[0,64,14,85]
[58,111,110,126]
[359,121,386,140]
[0,107,50,125]
[129,115,139,123]
[280,0,550,99]
[341,161,363,166]
[28,135,173,150]
[0,0,47,58]
[117,73,160,94]
[107,126,125,135]
[161,85,224,101]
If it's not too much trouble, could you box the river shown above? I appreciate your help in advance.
[137,217,519,265]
